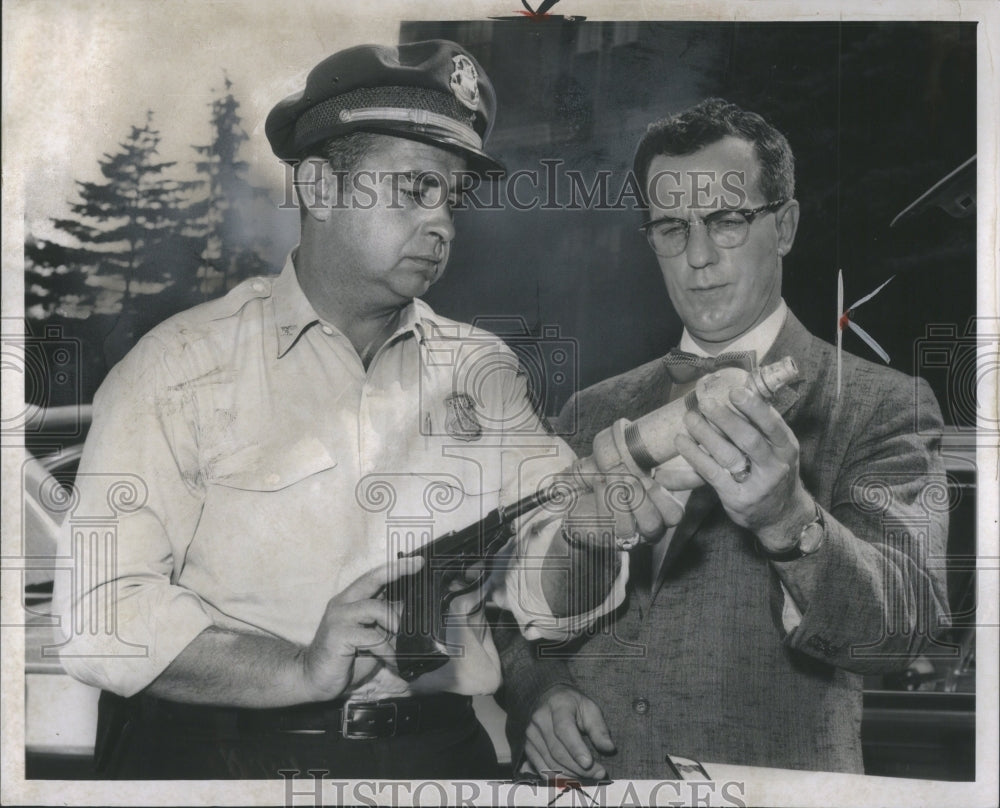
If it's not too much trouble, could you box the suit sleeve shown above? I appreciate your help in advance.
[494,619,579,769]
[776,376,951,674]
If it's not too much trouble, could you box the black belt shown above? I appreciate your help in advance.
[139,692,474,740]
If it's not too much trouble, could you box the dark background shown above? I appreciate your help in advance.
[402,21,977,423]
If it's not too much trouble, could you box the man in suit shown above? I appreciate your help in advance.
[499,98,950,776]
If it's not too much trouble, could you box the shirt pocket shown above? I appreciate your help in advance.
[204,436,337,491]
[192,437,341,599]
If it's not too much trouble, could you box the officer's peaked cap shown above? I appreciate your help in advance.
[265,40,503,177]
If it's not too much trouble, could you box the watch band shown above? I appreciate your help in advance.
[758,501,825,562]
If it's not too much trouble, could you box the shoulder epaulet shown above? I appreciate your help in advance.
[198,275,275,321]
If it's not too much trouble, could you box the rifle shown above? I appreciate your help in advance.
[387,357,798,681]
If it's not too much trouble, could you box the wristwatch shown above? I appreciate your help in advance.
[759,501,825,562]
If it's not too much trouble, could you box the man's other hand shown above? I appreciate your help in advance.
[524,684,616,780]
[585,459,691,548]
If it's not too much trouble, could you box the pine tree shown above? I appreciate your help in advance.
[191,75,270,297]
[43,111,202,314]
[24,235,94,319]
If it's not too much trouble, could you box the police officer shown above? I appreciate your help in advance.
[57,40,676,780]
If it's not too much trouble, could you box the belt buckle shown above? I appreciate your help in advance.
[341,701,397,740]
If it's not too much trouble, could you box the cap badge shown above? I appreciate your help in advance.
[444,393,483,442]
[449,55,481,112]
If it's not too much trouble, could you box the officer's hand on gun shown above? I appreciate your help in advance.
[301,556,424,700]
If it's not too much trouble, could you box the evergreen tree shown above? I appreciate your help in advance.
[191,75,270,297]
[24,234,94,319]
[43,111,202,314]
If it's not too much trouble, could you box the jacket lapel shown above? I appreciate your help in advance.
[762,312,815,419]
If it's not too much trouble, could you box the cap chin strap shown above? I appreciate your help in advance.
[337,107,483,151]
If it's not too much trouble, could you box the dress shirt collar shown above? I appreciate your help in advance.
[678,299,788,359]
[270,250,439,359]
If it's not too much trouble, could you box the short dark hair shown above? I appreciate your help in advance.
[316,131,383,173]
[294,131,383,219]
[633,98,795,205]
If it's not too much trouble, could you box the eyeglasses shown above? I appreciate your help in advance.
[640,199,788,257]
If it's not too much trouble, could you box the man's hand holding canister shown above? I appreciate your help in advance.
[675,385,824,586]
[575,432,694,552]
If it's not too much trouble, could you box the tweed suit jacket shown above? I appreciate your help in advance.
[499,311,949,775]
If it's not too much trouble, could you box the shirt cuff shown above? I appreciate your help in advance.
[490,508,629,640]
[58,584,214,697]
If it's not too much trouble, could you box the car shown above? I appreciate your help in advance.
[860,428,977,781]
[20,405,101,779]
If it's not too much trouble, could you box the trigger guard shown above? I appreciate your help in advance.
[440,569,488,616]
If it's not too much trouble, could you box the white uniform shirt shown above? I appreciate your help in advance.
[56,255,626,699]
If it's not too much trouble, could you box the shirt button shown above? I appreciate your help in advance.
[251,281,265,292]
[265,473,281,486]
[321,325,334,336]
[632,698,650,715]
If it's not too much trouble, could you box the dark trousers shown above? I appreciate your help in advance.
[95,691,502,780]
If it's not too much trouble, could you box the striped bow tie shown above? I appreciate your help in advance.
[662,348,757,384]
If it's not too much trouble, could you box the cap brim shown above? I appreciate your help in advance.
[346,125,506,179]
